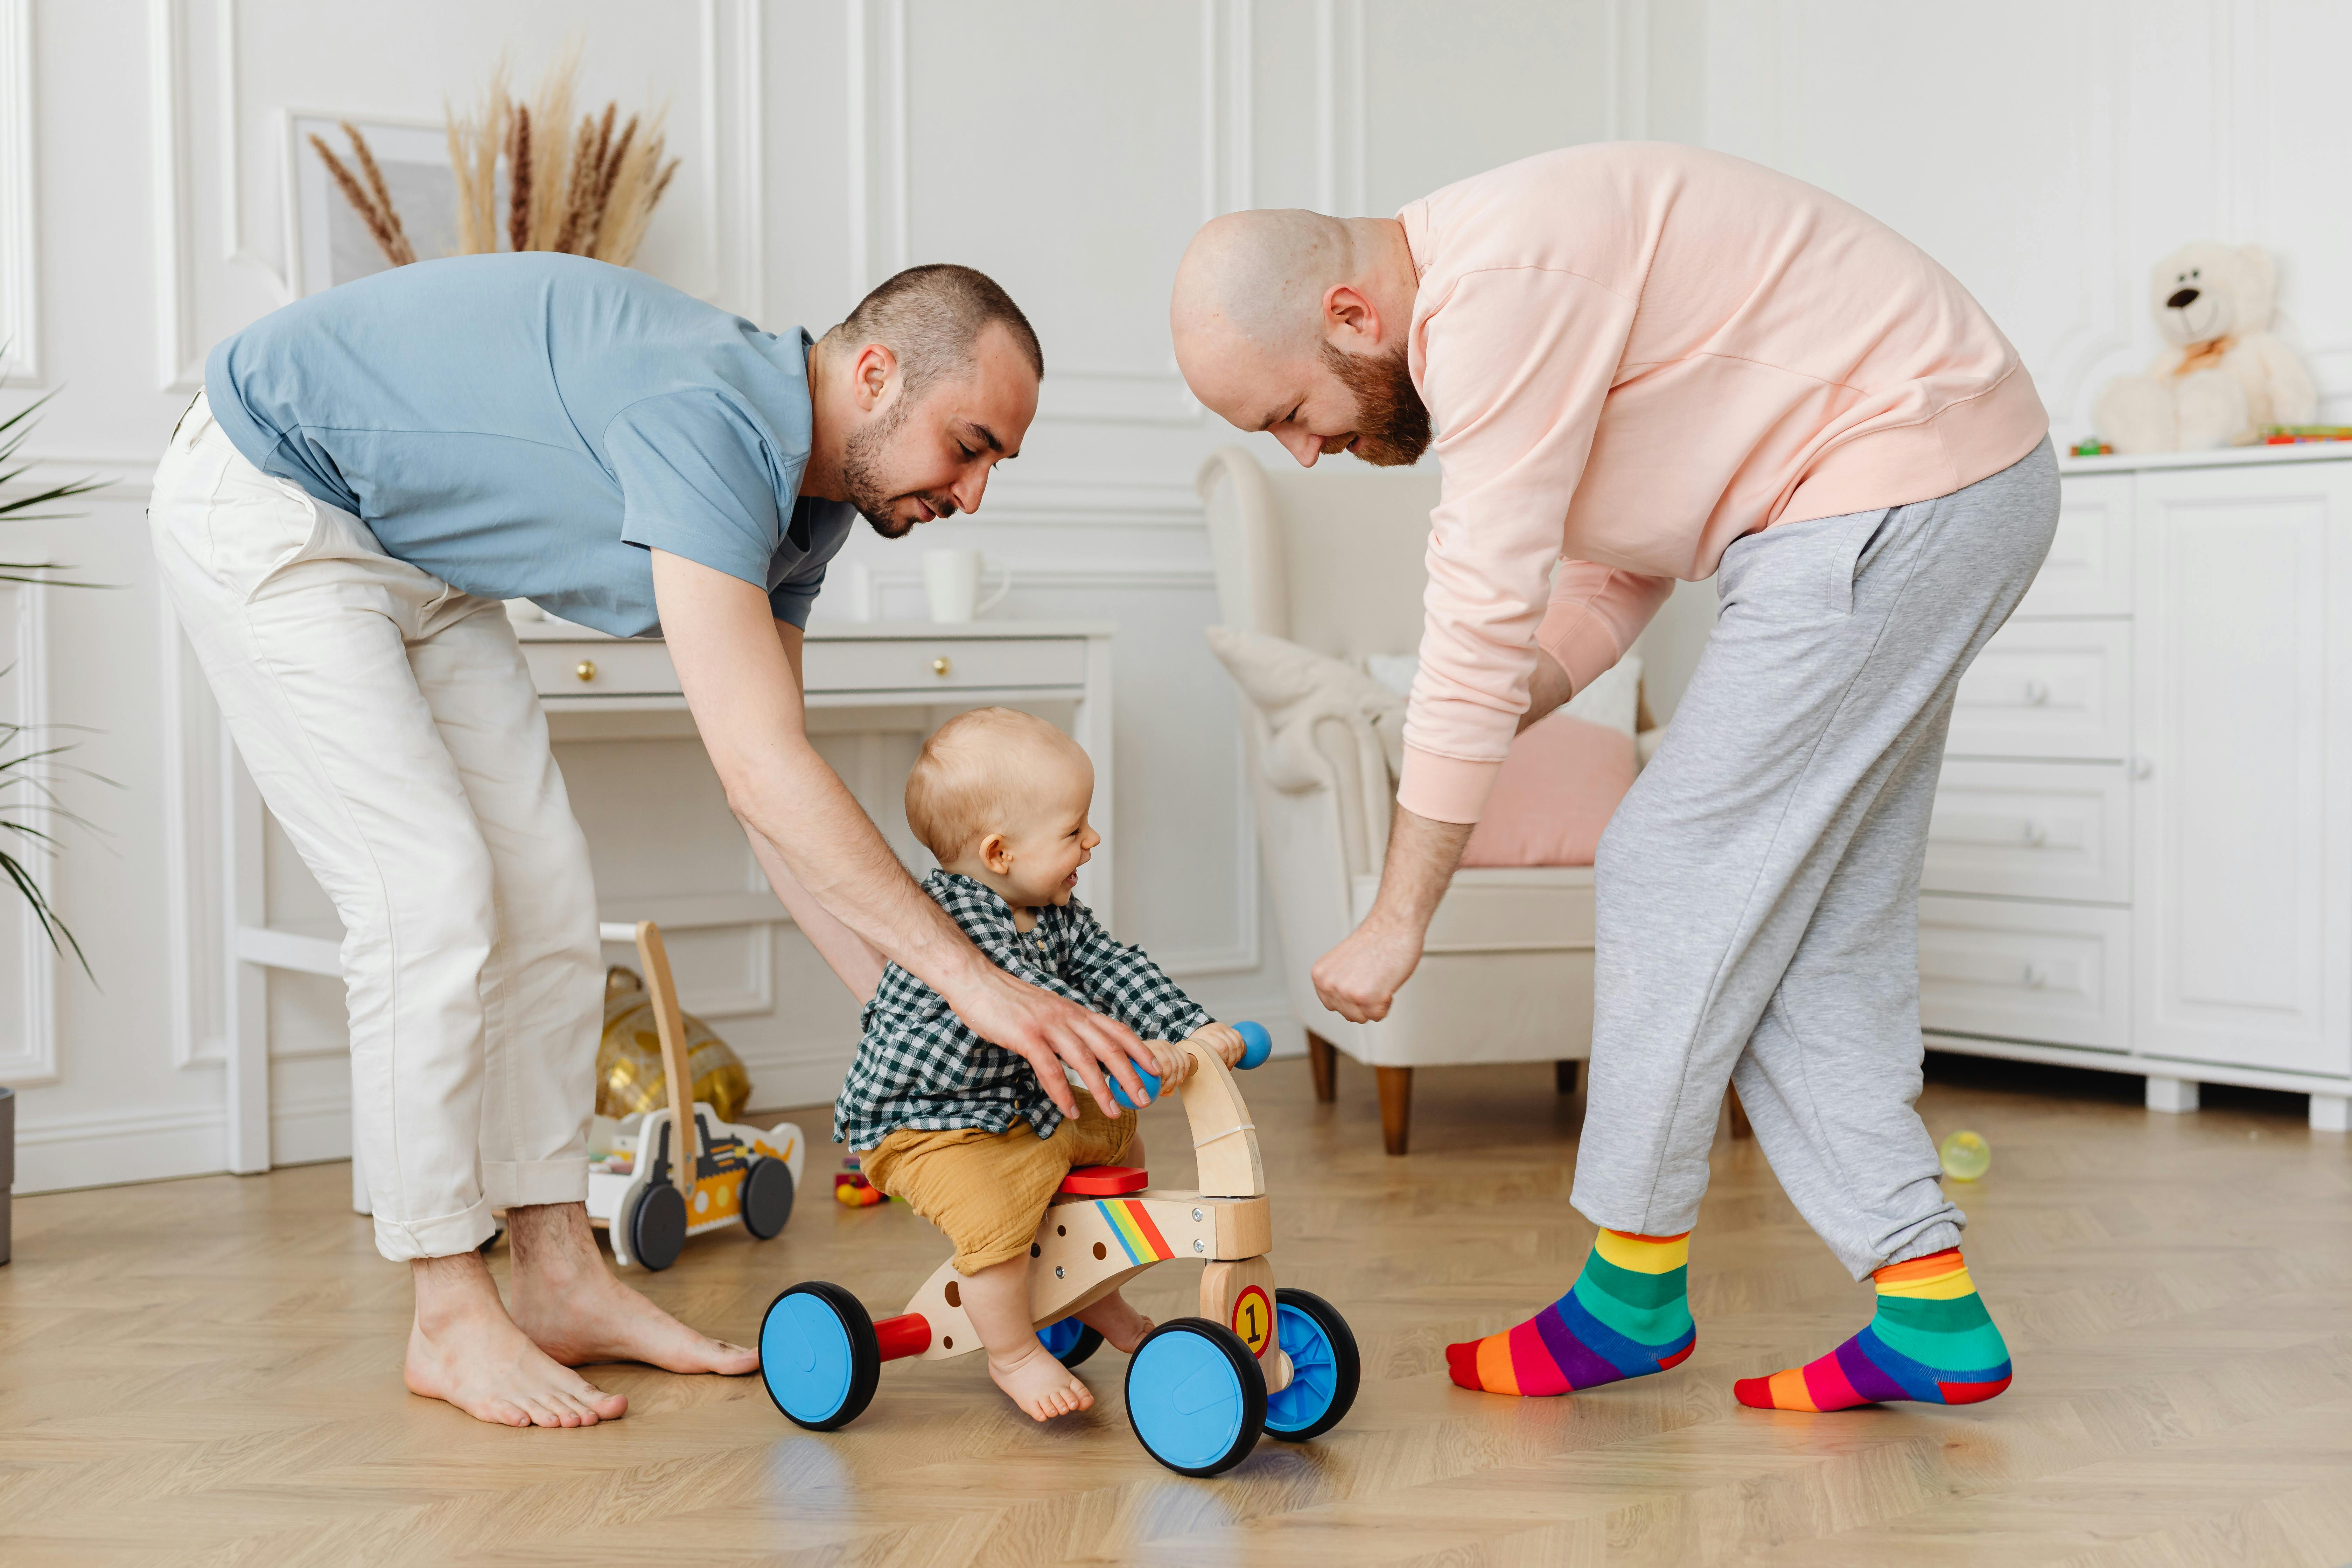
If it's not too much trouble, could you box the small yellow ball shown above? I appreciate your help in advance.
[1939,1129,1991,1182]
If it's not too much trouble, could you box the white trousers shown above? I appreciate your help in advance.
[150,394,601,1261]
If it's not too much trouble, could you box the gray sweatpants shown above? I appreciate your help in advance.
[1571,438,2059,1279]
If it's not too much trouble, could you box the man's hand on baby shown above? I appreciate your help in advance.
[950,966,1155,1117]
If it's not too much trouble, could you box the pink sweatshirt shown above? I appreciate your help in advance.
[1395,144,2049,824]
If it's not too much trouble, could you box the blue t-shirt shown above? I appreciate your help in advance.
[203,253,853,635]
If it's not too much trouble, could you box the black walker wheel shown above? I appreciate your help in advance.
[739,1155,794,1239]
[629,1181,688,1271]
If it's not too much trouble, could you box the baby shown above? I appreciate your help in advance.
[832,707,1245,1421]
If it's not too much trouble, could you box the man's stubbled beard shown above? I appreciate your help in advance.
[838,390,957,538]
[1321,339,1431,467]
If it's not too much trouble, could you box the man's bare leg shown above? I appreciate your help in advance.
[404,1247,630,1428]
[960,1256,1093,1420]
[503,1202,758,1377]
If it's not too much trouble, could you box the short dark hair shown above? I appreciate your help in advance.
[825,263,1044,396]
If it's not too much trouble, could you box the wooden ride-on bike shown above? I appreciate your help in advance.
[758,1022,1361,1477]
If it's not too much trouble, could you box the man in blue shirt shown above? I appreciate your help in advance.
[152,257,1164,1429]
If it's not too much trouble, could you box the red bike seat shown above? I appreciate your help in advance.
[1058,1164,1148,1196]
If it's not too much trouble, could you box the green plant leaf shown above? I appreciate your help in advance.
[0,841,88,975]
[0,365,103,979]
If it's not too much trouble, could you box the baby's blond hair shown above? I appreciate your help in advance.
[904,707,1083,863]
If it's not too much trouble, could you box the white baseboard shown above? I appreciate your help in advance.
[11,1104,227,1194]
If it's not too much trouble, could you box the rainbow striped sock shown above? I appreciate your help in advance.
[1444,1229,1695,1396]
[1734,1247,2011,1410]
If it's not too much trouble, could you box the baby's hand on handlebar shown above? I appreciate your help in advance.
[1185,1022,1247,1069]
[1150,1038,1194,1088]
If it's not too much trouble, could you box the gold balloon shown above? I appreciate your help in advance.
[596,967,752,1124]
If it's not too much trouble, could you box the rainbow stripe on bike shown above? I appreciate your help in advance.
[1097,1198,1172,1265]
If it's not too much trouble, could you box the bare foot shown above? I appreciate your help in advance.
[503,1203,758,1376]
[1076,1288,1155,1354]
[405,1251,629,1428]
[990,1339,1096,1420]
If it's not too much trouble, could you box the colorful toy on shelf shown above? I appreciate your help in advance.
[758,1022,1360,1478]
[2261,424,2352,445]
[583,921,806,1270]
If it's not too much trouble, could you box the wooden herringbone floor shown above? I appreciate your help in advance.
[4,1054,2350,1567]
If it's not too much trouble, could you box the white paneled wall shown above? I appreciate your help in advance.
[1697,0,2352,440]
[7,0,2348,1191]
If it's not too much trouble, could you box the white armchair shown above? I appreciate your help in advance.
[1198,446,1602,1155]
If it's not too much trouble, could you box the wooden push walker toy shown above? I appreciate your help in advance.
[585,921,807,1270]
[758,1022,1361,1476]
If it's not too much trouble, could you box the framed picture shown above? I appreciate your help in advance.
[280,111,471,296]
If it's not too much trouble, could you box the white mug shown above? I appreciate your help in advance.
[923,548,1012,623]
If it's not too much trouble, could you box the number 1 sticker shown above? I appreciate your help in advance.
[1231,1284,1273,1357]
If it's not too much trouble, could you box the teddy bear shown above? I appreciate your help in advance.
[2093,242,2315,453]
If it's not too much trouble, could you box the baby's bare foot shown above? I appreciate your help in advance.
[405,1256,628,1428]
[990,1340,1096,1420]
[1076,1288,1155,1354]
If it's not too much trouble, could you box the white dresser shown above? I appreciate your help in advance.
[1919,444,2352,1130]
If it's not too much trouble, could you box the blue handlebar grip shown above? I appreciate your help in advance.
[1111,1065,1162,1111]
[1113,1022,1270,1107]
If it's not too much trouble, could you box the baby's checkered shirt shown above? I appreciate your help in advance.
[832,871,1213,1150]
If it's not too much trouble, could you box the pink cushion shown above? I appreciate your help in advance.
[1458,713,1637,867]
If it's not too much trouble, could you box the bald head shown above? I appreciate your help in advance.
[1170,208,1357,357]
[1169,208,1429,469]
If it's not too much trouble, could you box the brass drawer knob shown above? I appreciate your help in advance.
[931,656,951,677]
[575,660,597,682]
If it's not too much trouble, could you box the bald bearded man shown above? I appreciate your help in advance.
[1171,144,2053,1413]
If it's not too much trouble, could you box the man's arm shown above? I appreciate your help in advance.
[1310,806,1472,1022]
[1396,268,1637,825]
[1322,271,1655,1018]
[651,549,1158,1115]
[1519,647,1575,734]
[731,621,891,999]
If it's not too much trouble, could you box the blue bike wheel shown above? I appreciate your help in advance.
[1037,1316,1104,1367]
[1263,1288,1360,1441]
[759,1281,881,1431]
[1124,1318,1266,1477]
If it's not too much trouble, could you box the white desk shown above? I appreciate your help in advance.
[218,617,1116,1174]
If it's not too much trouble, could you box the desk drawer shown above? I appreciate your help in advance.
[1923,760,2130,903]
[1917,895,2129,1051]
[526,640,678,696]
[524,636,1090,699]
[1948,620,2129,760]
[802,638,1086,694]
